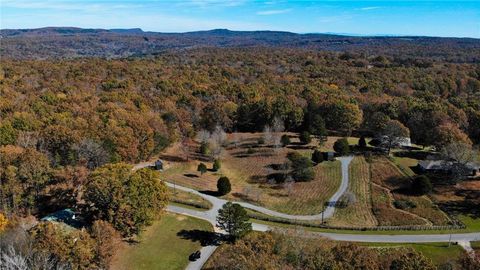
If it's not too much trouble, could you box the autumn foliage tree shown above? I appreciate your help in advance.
[84,163,168,237]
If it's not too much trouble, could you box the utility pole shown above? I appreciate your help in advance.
[321,204,325,224]
[448,234,452,247]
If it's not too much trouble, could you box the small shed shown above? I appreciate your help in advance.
[323,152,335,161]
[155,159,164,171]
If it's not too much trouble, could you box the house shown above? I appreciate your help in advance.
[417,160,451,174]
[418,160,480,177]
[155,159,164,171]
[41,208,81,228]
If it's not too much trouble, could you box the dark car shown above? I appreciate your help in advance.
[189,250,201,261]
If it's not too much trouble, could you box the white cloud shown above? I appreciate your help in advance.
[1,0,143,12]
[359,6,381,11]
[256,9,291,15]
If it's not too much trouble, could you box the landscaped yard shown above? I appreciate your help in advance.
[370,156,451,226]
[111,213,214,270]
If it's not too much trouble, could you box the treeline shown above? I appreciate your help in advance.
[205,230,479,270]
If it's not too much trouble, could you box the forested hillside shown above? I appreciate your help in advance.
[0,45,479,218]
[1,27,479,62]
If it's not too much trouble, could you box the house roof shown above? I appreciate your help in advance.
[41,208,81,228]
[418,160,450,170]
[418,160,480,171]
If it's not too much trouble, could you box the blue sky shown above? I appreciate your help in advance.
[1,1,479,38]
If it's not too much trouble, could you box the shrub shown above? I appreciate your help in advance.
[333,138,350,155]
[393,200,417,210]
[281,134,291,147]
[217,176,231,195]
[200,141,210,155]
[299,131,312,144]
[311,149,324,163]
[247,147,255,154]
[197,163,207,175]
[212,159,221,171]
[411,175,432,195]
[287,152,315,182]
[257,138,265,145]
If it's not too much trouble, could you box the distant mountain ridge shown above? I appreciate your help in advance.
[1,27,479,61]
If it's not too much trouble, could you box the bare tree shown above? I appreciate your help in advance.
[209,125,227,159]
[380,120,410,154]
[196,129,211,144]
[16,131,38,149]
[283,176,295,196]
[0,225,68,270]
[73,139,109,169]
[263,125,273,146]
[441,142,479,180]
[272,117,285,149]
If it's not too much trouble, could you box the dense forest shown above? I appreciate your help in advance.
[1,47,479,215]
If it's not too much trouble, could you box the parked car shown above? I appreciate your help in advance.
[189,250,201,261]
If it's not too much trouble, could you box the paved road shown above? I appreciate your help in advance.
[142,158,480,269]
[166,205,480,243]
[167,156,353,221]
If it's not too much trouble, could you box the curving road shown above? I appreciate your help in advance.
[168,156,354,221]
[137,157,480,269]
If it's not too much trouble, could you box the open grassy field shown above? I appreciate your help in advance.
[221,133,342,214]
[328,156,378,227]
[161,133,342,215]
[168,187,212,210]
[370,156,452,226]
[360,242,465,267]
[111,213,213,270]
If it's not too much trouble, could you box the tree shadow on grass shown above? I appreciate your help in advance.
[177,230,223,246]
[199,190,221,196]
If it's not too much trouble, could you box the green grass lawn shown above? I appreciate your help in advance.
[391,156,417,177]
[168,187,212,210]
[360,242,464,266]
[458,215,480,232]
[112,213,213,270]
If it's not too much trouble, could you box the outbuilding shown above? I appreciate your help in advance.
[155,159,164,171]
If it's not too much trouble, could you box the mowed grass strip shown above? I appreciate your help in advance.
[391,156,417,177]
[112,213,213,270]
[168,187,212,210]
[329,156,378,227]
[360,242,465,267]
